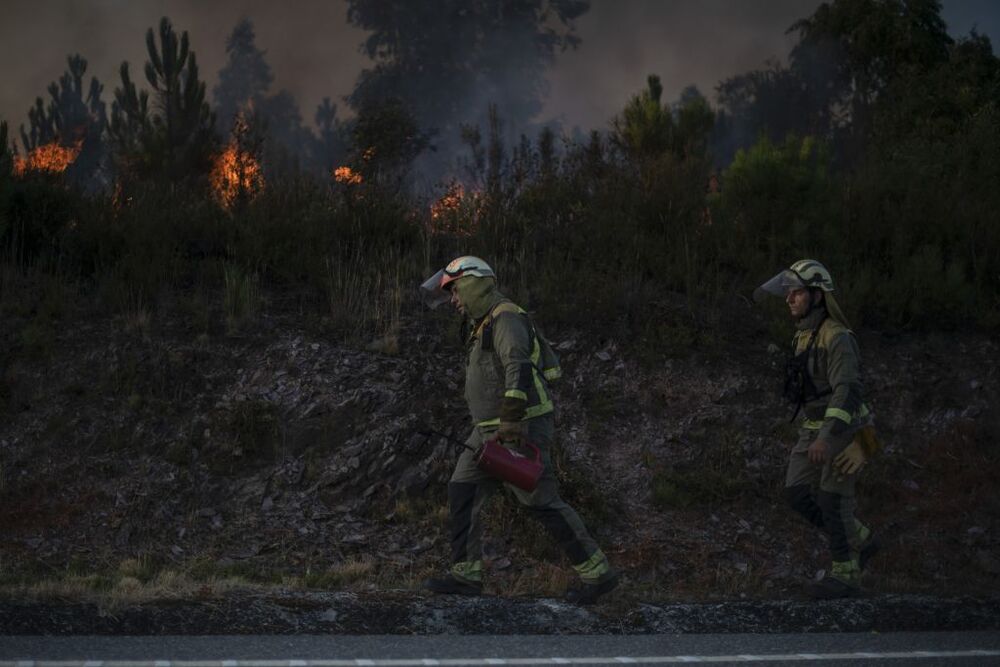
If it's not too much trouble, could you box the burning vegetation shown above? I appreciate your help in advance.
[428,182,478,236]
[333,166,363,185]
[12,139,83,177]
[210,115,264,209]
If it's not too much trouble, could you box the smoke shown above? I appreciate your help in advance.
[540,0,820,132]
[0,0,366,145]
[2,0,995,160]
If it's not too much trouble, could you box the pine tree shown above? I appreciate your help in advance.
[213,18,273,136]
[110,17,216,180]
[108,61,153,174]
[612,75,674,158]
[16,55,107,183]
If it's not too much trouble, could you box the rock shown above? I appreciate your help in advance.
[961,405,982,419]
[767,343,781,354]
[396,467,430,497]
[261,497,274,511]
[596,351,611,362]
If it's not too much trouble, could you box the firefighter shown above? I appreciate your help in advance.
[419,256,618,604]
[755,259,881,598]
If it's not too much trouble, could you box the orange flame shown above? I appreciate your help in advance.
[333,166,363,185]
[430,183,465,220]
[13,139,83,176]
[428,182,478,237]
[210,142,264,208]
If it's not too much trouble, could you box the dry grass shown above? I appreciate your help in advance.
[299,556,377,590]
[223,263,261,333]
[0,568,255,612]
[503,561,573,597]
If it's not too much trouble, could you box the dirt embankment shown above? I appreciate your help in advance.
[2,300,999,629]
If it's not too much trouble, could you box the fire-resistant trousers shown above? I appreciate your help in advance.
[784,422,870,561]
[447,414,601,573]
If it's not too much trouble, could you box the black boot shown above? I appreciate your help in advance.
[565,570,620,605]
[423,573,483,596]
[807,560,860,600]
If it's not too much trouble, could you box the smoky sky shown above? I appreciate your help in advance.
[2,0,998,143]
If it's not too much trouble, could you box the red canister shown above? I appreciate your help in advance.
[476,438,543,492]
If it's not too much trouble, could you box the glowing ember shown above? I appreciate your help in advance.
[333,166,363,185]
[13,139,83,176]
[210,142,264,208]
[362,147,376,161]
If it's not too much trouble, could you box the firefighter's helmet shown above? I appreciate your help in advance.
[754,259,835,301]
[420,256,495,308]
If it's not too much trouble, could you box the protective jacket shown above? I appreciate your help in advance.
[464,298,555,428]
[791,307,869,442]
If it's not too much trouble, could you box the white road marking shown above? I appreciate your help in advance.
[4,652,1000,666]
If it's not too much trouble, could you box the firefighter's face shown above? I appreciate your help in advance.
[786,287,814,318]
[448,285,466,315]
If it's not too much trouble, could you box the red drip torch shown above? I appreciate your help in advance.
[421,429,544,492]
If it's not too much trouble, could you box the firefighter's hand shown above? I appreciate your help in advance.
[498,420,523,445]
[808,439,830,464]
[834,439,866,475]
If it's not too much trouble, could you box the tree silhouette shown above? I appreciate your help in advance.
[788,0,952,159]
[612,75,674,159]
[346,0,589,148]
[109,17,216,180]
[16,54,107,184]
[213,18,274,137]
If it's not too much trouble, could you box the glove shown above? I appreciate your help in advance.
[857,425,882,457]
[834,438,866,476]
[498,396,526,445]
[498,419,523,445]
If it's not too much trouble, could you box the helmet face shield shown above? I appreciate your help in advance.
[420,256,496,309]
[753,269,805,302]
[419,269,450,309]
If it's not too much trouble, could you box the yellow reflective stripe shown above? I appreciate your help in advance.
[504,389,527,401]
[477,418,500,427]
[524,401,554,419]
[803,419,823,430]
[825,407,852,424]
[525,362,552,417]
[451,560,483,583]
[573,549,610,581]
[543,367,562,381]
